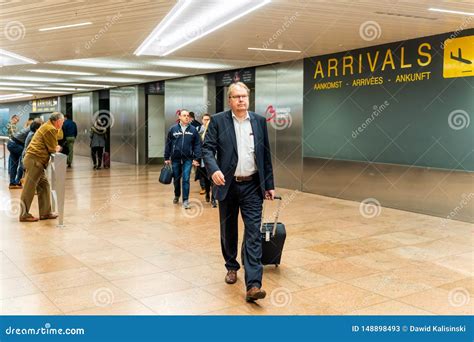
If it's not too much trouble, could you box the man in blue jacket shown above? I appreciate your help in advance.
[164,109,201,209]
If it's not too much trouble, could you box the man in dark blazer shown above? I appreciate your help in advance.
[202,82,275,302]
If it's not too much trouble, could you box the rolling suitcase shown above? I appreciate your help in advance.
[103,151,110,169]
[261,196,286,266]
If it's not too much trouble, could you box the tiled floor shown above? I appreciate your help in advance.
[1,156,472,315]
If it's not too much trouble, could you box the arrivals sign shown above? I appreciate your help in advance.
[307,29,473,91]
[31,98,58,112]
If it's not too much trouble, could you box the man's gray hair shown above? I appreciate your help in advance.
[227,82,250,98]
[49,112,64,122]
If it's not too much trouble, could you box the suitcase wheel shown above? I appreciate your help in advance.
[275,264,279,267]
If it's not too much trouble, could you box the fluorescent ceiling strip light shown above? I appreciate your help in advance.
[50,59,136,69]
[111,70,182,77]
[0,93,31,100]
[38,87,88,91]
[151,59,231,69]
[79,76,147,83]
[2,76,68,82]
[428,8,474,16]
[28,69,95,75]
[248,47,301,53]
[0,49,37,64]
[135,0,271,56]
[24,90,66,94]
[135,0,192,55]
[39,22,92,31]
[0,87,25,91]
[0,82,42,87]
[55,83,111,88]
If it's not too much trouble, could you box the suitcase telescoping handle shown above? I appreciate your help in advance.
[261,196,283,241]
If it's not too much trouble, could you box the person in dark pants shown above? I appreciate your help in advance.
[202,82,275,302]
[198,114,216,207]
[7,123,32,189]
[90,122,106,169]
[164,109,201,209]
[62,114,77,168]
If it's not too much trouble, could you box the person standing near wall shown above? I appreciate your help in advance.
[6,123,31,189]
[164,109,201,209]
[90,121,107,170]
[19,112,64,222]
[62,114,78,168]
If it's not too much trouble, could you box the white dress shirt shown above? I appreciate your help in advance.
[232,111,257,176]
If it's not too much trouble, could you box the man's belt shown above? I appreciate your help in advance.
[234,174,257,182]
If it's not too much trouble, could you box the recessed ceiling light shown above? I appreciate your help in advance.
[135,0,271,56]
[111,70,182,77]
[55,83,112,88]
[0,82,42,87]
[0,48,37,65]
[2,76,68,82]
[28,69,96,76]
[0,93,32,101]
[248,47,301,53]
[428,8,474,16]
[79,76,148,83]
[39,22,92,32]
[150,59,231,69]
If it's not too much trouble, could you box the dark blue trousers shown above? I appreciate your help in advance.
[7,140,24,185]
[218,176,263,290]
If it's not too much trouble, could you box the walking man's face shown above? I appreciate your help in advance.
[179,110,191,125]
[228,86,249,113]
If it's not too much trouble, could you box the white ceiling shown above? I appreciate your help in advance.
[0,0,473,102]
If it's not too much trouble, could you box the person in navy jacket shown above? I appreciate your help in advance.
[202,82,275,302]
[164,109,201,209]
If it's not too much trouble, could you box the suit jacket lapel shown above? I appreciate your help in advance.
[226,111,238,155]
[249,112,258,149]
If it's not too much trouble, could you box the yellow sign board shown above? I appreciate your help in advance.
[443,36,473,78]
